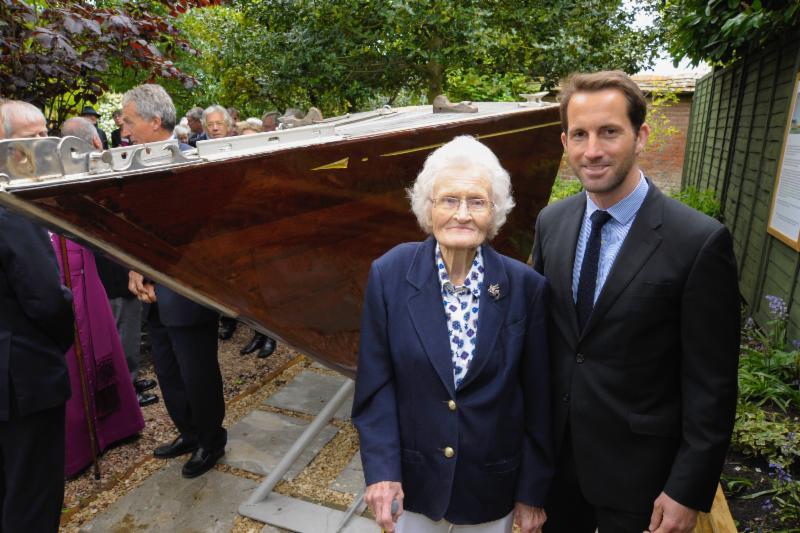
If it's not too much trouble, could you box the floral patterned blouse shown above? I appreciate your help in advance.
[435,243,484,389]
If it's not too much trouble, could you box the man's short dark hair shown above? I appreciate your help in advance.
[559,70,647,134]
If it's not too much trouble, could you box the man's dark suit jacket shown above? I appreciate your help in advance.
[95,125,109,150]
[188,132,207,147]
[0,208,74,421]
[352,238,553,524]
[532,181,740,513]
[111,128,123,148]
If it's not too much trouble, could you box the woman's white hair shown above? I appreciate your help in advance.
[407,135,514,240]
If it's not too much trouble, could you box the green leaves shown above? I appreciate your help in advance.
[661,0,800,66]
[169,0,662,115]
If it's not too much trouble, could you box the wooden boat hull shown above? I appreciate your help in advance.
[0,104,562,376]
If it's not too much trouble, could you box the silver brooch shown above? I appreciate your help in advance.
[488,283,501,300]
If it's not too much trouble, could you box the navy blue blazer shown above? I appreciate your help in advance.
[0,208,74,420]
[352,237,553,524]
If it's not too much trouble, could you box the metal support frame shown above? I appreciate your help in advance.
[239,379,364,531]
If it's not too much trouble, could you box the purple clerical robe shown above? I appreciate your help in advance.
[51,236,144,478]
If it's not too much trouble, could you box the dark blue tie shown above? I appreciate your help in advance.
[576,210,612,331]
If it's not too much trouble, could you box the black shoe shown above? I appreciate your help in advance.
[219,319,237,340]
[134,378,157,393]
[137,391,159,407]
[240,332,266,355]
[153,435,198,459]
[257,336,277,358]
[181,445,225,478]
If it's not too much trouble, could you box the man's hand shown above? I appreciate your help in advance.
[514,502,546,533]
[128,271,157,303]
[648,491,697,533]
[365,481,403,532]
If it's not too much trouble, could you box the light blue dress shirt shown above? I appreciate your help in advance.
[572,173,649,304]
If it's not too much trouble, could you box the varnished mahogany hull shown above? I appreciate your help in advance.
[6,106,562,376]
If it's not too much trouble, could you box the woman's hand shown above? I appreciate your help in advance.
[365,481,404,532]
[514,502,546,533]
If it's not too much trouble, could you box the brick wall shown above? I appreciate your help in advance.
[556,96,692,194]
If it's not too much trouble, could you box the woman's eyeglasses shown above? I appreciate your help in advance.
[431,196,494,212]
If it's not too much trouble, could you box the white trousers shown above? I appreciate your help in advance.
[395,510,514,533]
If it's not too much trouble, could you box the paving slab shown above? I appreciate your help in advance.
[264,370,353,420]
[222,410,339,478]
[330,453,364,494]
[240,494,375,533]
[80,461,257,533]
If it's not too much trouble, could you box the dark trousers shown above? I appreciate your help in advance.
[544,428,651,533]
[0,403,65,533]
[147,306,226,450]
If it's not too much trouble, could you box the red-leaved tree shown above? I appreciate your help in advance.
[0,0,221,127]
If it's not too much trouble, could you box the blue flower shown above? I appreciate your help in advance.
[466,328,474,337]
[761,498,773,511]
[452,320,461,330]
[765,295,788,320]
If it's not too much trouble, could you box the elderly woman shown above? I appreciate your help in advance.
[352,136,553,533]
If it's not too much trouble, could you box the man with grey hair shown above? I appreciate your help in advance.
[61,116,102,150]
[122,84,227,479]
[201,104,233,139]
[0,100,74,531]
[1,100,48,139]
[185,106,206,147]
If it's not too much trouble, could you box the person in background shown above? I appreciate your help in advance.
[0,99,75,532]
[532,71,740,533]
[261,111,280,132]
[185,106,206,147]
[79,105,109,149]
[353,136,552,533]
[202,105,233,140]
[173,124,190,145]
[227,106,240,123]
[110,109,129,148]
[122,84,227,479]
[235,120,261,136]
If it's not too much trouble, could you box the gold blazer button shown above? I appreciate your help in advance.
[443,446,455,458]
[447,400,457,411]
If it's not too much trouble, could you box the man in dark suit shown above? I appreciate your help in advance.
[0,99,75,531]
[532,71,740,533]
[121,84,226,479]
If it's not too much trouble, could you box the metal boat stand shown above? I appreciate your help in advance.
[238,378,373,532]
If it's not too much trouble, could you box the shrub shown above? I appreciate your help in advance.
[671,186,721,219]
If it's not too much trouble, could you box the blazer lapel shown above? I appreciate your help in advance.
[458,244,510,391]
[551,194,586,342]
[582,183,664,338]
[406,238,456,397]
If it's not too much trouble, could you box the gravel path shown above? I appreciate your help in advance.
[60,325,302,530]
